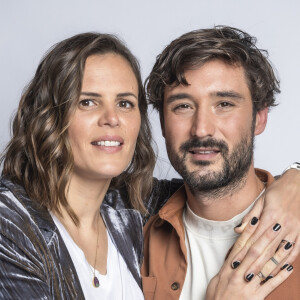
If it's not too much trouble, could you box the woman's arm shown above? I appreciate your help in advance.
[0,232,52,300]
[206,218,294,300]
[233,167,300,276]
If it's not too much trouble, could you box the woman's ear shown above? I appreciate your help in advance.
[254,107,268,136]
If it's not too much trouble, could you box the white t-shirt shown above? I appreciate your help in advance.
[51,213,144,300]
[179,202,255,300]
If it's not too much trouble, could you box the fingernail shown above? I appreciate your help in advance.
[235,223,242,228]
[281,263,289,270]
[272,223,281,231]
[232,261,240,269]
[250,217,258,226]
[245,273,254,282]
[265,275,273,282]
[284,242,293,250]
[287,265,294,272]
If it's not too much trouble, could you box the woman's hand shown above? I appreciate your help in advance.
[206,218,294,300]
[234,168,300,274]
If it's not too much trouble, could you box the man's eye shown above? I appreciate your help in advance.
[118,100,134,109]
[218,102,234,108]
[173,104,191,111]
[79,99,95,107]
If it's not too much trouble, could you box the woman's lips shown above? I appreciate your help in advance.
[91,136,124,152]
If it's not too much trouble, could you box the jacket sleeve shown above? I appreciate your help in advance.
[0,194,53,300]
[0,233,52,300]
[143,178,183,223]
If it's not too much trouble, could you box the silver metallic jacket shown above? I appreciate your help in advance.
[0,177,182,299]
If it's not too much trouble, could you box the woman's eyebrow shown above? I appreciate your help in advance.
[117,92,138,99]
[80,92,101,97]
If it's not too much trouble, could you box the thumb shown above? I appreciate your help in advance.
[234,193,265,233]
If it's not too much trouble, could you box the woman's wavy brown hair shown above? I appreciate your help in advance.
[1,32,155,223]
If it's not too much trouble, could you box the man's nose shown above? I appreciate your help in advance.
[190,107,215,138]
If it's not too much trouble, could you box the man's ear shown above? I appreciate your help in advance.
[254,107,268,136]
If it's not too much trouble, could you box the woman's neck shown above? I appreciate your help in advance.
[58,173,111,229]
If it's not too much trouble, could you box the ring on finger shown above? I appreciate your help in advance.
[257,271,266,281]
[270,256,279,265]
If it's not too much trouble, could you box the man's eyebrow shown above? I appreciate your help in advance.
[214,91,244,100]
[166,93,193,104]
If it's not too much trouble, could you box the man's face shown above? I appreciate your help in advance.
[162,59,267,194]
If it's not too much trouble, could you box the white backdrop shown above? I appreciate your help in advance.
[1,0,299,179]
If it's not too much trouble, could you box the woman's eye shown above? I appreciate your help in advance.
[118,100,134,109]
[79,99,95,107]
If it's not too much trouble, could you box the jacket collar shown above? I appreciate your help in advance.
[101,196,143,288]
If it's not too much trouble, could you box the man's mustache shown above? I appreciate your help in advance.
[179,138,229,154]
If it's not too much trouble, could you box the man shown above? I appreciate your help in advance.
[141,26,300,299]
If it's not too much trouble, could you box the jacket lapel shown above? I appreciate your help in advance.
[101,203,143,288]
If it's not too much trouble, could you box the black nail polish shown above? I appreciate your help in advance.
[284,242,293,250]
[281,263,289,270]
[251,217,258,226]
[232,261,240,269]
[265,275,273,282]
[245,273,254,282]
[273,223,281,231]
[235,223,242,228]
[287,265,294,272]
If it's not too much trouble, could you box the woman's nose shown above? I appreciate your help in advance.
[98,106,119,127]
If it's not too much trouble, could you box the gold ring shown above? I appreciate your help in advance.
[257,271,266,281]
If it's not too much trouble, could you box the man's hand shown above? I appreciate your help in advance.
[233,168,300,278]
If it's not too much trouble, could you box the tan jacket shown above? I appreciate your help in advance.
[141,169,300,300]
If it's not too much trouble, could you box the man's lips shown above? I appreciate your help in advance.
[189,148,220,154]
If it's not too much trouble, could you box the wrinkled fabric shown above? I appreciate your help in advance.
[0,177,183,299]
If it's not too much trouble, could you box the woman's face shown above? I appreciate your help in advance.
[68,53,141,181]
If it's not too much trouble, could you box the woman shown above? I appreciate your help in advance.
[0,32,155,299]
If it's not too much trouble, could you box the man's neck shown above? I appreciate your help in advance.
[185,167,265,221]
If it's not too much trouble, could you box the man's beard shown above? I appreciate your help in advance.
[166,131,254,198]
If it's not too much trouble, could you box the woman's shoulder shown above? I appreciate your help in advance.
[0,177,56,247]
